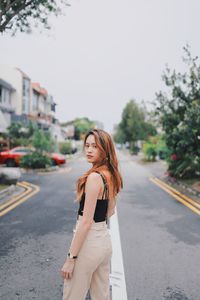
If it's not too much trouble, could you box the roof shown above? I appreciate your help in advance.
[0,78,15,91]
[32,82,48,96]
[16,68,30,79]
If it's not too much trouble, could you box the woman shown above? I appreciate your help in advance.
[60,129,123,300]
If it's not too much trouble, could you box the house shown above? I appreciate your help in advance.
[0,65,65,146]
[0,78,15,133]
[0,65,31,120]
[30,82,57,130]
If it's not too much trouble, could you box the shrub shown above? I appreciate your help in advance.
[31,129,55,153]
[59,141,73,155]
[142,142,157,161]
[167,154,200,179]
[156,137,169,160]
[19,151,52,169]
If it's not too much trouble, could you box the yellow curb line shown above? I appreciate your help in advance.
[152,177,200,210]
[0,182,32,211]
[0,182,40,217]
[150,177,200,216]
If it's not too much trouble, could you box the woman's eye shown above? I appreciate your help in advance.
[85,145,96,148]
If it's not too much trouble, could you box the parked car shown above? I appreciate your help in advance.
[50,152,66,166]
[0,147,66,167]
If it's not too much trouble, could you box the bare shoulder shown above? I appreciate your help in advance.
[85,172,102,191]
[87,172,102,182]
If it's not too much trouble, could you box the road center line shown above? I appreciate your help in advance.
[109,207,128,300]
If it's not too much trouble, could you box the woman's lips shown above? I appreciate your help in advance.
[87,155,93,158]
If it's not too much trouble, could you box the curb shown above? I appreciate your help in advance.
[0,181,40,217]
[162,177,200,199]
[150,177,200,216]
[21,165,59,174]
[123,147,200,200]
[0,184,20,200]
[20,151,82,174]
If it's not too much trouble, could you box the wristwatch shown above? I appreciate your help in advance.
[68,252,78,259]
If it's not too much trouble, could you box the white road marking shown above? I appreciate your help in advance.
[109,207,128,300]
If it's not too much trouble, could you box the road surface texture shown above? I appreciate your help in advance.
[0,151,200,299]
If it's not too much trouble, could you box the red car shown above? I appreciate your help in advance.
[0,147,66,167]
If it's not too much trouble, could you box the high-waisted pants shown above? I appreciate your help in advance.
[62,215,113,300]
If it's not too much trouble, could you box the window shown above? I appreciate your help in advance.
[0,87,2,103]
[12,148,33,153]
[4,89,10,105]
[22,78,30,114]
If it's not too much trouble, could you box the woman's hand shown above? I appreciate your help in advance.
[60,258,76,280]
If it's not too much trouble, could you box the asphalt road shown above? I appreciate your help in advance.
[117,151,200,300]
[0,151,200,300]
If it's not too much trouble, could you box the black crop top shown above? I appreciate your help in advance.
[77,171,109,223]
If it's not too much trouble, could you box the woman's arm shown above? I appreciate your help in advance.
[107,198,116,218]
[61,172,107,279]
[67,172,102,257]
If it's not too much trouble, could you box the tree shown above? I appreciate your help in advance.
[73,118,95,140]
[116,99,156,147]
[32,129,55,154]
[155,45,200,178]
[6,121,37,147]
[0,0,70,35]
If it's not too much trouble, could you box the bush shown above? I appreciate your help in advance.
[31,129,55,153]
[59,141,76,155]
[142,142,157,161]
[156,137,169,160]
[130,142,140,155]
[142,135,169,161]
[167,154,200,179]
[19,151,52,169]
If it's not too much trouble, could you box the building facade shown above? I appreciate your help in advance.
[0,65,31,117]
[30,82,57,130]
[0,78,15,133]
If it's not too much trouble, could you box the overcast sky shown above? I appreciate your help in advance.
[0,0,200,133]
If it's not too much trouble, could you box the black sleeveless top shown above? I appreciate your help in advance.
[77,171,109,223]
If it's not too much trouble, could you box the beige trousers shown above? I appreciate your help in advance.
[62,215,112,300]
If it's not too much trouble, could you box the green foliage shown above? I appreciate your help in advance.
[156,137,169,159]
[73,118,95,140]
[6,121,37,147]
[59,141,73,155]
[0,0,70,35]
[31,129,55,153]
[155,45,200,178]
[115,99,157,145]
[19,151,52,169]
[113,126,126,144]
[142,142,157,161]
[142,135,169,161]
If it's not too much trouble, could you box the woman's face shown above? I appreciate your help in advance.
[85,134,101,165]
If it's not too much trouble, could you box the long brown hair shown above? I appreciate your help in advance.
[76,129,123,202]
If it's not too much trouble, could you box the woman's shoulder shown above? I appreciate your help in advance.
[86,172,103,182]
[85,172,103,192]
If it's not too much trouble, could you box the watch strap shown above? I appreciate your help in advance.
[68,252,78,259]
